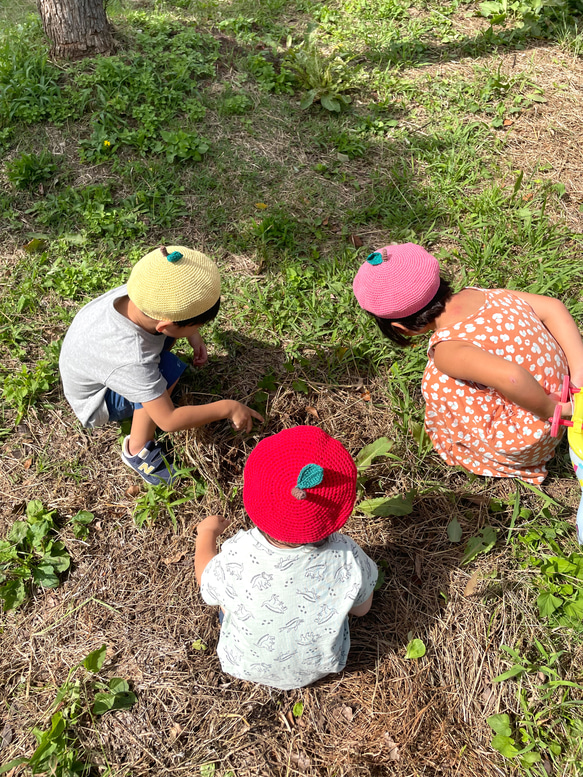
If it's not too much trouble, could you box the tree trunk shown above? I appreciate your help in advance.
[37,0,114,60]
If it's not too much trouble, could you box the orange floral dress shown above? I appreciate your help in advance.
[421,288,568,483]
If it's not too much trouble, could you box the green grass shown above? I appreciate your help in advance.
[1,0,583,773]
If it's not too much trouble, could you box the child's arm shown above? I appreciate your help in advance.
[511,291,583,387]
[195,514,230,585]
[433,341,567,420]
[142,391,264,433]
[349,592,373,616]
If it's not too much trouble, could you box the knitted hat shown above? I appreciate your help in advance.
[243,426,357,544]
[127,245,221,321]
[353,243,440,319]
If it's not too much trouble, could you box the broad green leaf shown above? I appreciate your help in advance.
[83,644,107,673]
[0,540,19,564]
[293,701,304,717]
[405,638,426,659]
[200,763,216,777]
[109,678,130,693]
[520,752,542,766]
[537,591,563,618]
[192,639,207,651]
[93,689,136,715]
[320,94,340,112]
[447,517,462,543]
[26,500,47,521]
[355,438,393,471]
[32,564,60,588]
[300,90,316,109]
[563,597,583,618]
[491,734,519,758]
[27,520,51,550]
[487,714,512,736]
[1,579,27,611]
[462,526,497,565]
[8,520,28,544]
[358,491,414,517]
[540,557,577,576]
[292,379,309,394]
[42,542,71,573]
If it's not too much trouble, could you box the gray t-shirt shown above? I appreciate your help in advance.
[59,284,168,428]
[200,528,378,690]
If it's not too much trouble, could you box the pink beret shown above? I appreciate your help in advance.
[353,243,441,318]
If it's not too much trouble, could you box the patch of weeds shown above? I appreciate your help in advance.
[2,359,57,422]
[285,31,354,112]
[2,644,137,776]
[68,510,94,540]
[0,500,70,611]
[489,641,583,770]
[5,150,59,190]
[134,467,206,528]
[251,208,301,259]
[246,52,295,94]
[42,245,124,300]
[159,128,209,163]
[0,19,62,126]
[518,525,583,628]
[218,91,253,115]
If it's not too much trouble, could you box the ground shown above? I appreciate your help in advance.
[1,0,583,775]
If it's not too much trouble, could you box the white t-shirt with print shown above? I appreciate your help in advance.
[200,527,378,691]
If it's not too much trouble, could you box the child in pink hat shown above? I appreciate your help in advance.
[195,426,378,691]
[353,243,583,484]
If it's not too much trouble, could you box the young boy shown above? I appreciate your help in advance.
[59,245,263,484]
[195,425,378,691]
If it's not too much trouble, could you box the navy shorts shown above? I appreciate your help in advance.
[105,345,187,422]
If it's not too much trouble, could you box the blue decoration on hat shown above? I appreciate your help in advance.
[296,463,324,490]
[167,251,183,263]
[366,252,382,266]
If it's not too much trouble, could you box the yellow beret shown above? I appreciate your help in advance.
[127,245,221,321]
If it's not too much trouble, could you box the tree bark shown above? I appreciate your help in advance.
[37,0,114,60]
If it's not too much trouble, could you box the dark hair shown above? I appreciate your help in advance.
[173,297,220,327]
[372,278,453,346]
[257,527,328,549]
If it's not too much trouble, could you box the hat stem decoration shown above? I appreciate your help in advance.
[159,246,169,256]
[291,463,324,500]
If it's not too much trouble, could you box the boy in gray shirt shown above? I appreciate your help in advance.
[59,245,263,484]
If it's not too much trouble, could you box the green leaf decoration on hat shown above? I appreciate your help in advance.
[366,252,382,266]
[296,463,324,490]
[167,251,183,263]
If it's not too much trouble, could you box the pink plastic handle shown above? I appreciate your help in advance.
[550,404,562,437]
[561,374,571,403]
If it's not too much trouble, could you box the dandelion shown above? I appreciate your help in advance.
[103,140,111,148]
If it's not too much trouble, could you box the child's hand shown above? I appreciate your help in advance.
[197,514,230,537]
[560,400,573,418]
[188,330,208,367]
[227,401,265,433]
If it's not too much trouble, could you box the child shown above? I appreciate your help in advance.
[353,243,583,484]
[59,245,263,484]
[195,425,378,691]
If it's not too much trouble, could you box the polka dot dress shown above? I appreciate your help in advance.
[421,289,568,484]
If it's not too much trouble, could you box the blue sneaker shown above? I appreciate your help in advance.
[121,436,177,485]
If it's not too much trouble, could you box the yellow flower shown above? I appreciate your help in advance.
[103,140,111,147]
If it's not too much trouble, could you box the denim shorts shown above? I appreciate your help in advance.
[105,347,187,422]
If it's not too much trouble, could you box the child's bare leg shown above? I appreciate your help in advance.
[128,379,179,455]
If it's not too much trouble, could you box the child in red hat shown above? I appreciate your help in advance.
[353,243,583,484]
[195,426,378,691]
